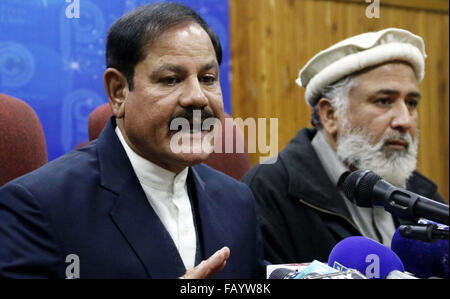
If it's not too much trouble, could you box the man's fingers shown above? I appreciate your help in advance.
[204,246,230,277]
[183,246,230,279]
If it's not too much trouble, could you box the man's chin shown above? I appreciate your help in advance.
[175,151,212,166]
[337,133,418,188]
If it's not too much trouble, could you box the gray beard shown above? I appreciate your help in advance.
[336,121,418,188]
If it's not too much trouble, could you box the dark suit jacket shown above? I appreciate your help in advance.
[242,128,445,264]
[0,117,266,279]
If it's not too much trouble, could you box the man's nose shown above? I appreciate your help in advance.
[179,77,209,108]
[390,101,414,132]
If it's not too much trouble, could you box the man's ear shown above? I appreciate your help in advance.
[318,97,339,138]
[103,68,128,119]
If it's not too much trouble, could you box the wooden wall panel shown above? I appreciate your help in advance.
[230,0,449,202]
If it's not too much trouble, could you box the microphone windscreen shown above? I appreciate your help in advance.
[391,226,449,278]
[328,236,404,279]
[342,170,381,207]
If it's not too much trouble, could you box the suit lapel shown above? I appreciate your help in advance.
[109,177,186,278]
[97,117,185,278]
[190,167,228,261]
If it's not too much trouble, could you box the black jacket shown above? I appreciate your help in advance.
[242,128,445,264]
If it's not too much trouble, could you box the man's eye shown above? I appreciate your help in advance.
[199,75,216,85]
[160,77,180,86]
[406,99,419,109]
[374,98,392,106]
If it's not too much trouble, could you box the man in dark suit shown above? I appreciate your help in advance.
[0,3,266,279]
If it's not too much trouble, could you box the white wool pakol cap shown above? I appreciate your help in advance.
[296,28,427,107]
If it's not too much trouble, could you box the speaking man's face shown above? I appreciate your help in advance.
[117,23,224,173]
[336,62,421,187]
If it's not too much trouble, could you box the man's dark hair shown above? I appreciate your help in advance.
[106,2,222,90]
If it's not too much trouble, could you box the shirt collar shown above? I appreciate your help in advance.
[311,130,349,187]
[115,127,188,194]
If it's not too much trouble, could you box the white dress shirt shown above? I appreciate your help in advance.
[115,127,197,270]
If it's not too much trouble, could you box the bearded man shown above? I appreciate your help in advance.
[242,28,446,264]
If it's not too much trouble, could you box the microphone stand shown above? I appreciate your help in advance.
[399,224,449,242]
[373,180,449,225]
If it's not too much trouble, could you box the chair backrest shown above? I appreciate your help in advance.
[0,94,47,187]
[88,103,113,141]
[202,114,250,180]
[88,103,250,180]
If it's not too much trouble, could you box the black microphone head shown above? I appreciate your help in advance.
[268,268,298,279]
[342,170,382,207]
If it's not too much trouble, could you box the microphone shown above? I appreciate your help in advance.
[266,263,309,279]
[268,268,300,279]
[391,221,449,279]
[267,261,367,279]
[342,170,449,225]
[399,219,449,242]
[328,236,416,279]
[267,261,337,279]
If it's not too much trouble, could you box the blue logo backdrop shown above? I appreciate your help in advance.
[0,0,231,161]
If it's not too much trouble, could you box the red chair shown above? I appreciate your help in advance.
[88,103,113,142]
[0,94,48,187]
[87,103,250,180]
[202,113,250,180]
[74,104,112,149]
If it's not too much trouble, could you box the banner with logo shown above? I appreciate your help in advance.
[0,0,231,160]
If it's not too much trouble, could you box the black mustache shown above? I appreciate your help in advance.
[168,109,217,125]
